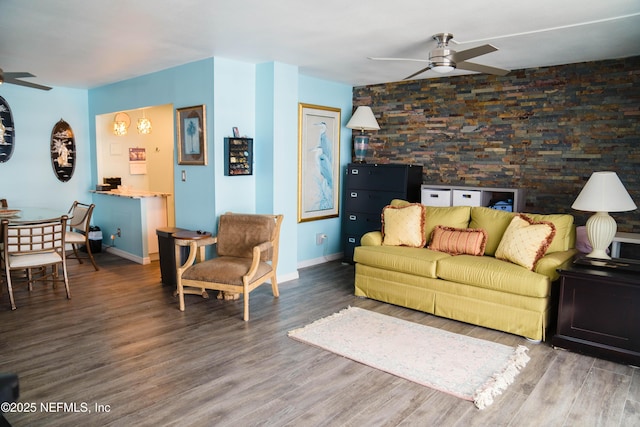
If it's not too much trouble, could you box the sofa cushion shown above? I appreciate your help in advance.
[495,215,556,270]
[381,203,426,247]
[428,226,487,256]
[391,200,471,243]
[524,213,574,253]
[354,245,450,279]
[436,255,551,298]
[469,207,515,256]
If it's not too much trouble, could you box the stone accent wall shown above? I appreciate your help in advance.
[353,57,640,234]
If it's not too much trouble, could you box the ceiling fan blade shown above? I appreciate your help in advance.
[4,71,36,79]
[452,44,498,62]
[404,65,433,80]
[368,57,429,63]
[4,77,52,91]
[457,61,510,76]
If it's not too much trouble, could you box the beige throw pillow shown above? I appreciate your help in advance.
[381,203,426,247]
[495,214,556,270]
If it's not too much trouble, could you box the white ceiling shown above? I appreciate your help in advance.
[1,0,639,90]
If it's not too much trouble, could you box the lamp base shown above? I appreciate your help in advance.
[585,211,617,259]
[353,134,369,164]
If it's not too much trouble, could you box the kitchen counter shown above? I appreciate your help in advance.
[91,190,170,199]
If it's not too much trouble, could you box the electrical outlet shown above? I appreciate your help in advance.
[117,228,121,237]
[316,233,327,245]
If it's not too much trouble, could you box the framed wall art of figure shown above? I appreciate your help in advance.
[297,103,341,222]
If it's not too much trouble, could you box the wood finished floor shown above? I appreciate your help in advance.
[1,252,639,427]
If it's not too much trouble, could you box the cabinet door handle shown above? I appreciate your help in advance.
[349,215,357,221]
[462,194,471,198]
[430,194,440,198]
[350,192,358,198]
[348,237,356,243]
[351,169,359,175]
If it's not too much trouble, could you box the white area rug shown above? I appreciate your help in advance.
[288,306,530,409]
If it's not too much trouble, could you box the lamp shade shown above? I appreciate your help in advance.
[572,171,637,212]
[346,106,380,131]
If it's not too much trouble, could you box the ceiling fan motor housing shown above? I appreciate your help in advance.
[429,47,455,68]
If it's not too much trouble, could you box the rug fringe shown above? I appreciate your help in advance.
[288,306,352,337]
[473,345,530,410]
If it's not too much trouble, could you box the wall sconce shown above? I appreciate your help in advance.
[113,112,130,136]
[137,110,152,135]
[346,106,380,163]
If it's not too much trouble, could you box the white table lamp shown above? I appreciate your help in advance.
[572,171,637,259]
[346,106,380,163]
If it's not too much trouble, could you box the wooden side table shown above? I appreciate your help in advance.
[552,259,640,366]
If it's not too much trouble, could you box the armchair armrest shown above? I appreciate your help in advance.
[361,231,383,246]
[176,236,217,272]
[535,248,579,281]
[247,241,273,280]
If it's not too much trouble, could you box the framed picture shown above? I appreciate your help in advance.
[297,103,341,222]
[177,105,207,165]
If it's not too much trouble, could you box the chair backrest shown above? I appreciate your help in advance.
[68,201,94,233]
[2,216,68,255]
[0,199,7,208]
[216,213,283,263]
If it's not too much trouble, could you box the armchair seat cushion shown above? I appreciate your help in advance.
[182,256,273,286]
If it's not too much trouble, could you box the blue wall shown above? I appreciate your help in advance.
[297,75,353,266]
[0,84,90,211]
[1,56,353,279]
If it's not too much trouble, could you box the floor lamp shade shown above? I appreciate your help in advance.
[346,106,380,163]
[572,171,637,259]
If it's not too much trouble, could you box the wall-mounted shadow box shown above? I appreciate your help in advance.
[224,137,253,176]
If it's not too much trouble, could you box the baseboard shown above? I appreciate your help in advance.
[104,246,150,265]
[297,252,343,269]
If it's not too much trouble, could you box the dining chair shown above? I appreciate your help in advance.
[65,201,99,270]
[0,199,7,208]
[1,216,71,310]
[176,212,283,321]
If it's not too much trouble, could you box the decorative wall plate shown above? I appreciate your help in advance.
[50,118,76,182]
[0,95,15,163]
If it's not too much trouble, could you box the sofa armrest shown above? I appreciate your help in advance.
[361,231,383,246]
[534,249,579,281]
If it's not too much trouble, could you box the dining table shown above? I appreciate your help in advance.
[0,207,71,224]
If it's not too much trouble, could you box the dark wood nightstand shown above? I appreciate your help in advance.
[552,258,640,366]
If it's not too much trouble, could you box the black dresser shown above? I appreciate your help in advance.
[342,163,423,263]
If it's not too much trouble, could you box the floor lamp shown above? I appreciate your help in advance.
[572,171,637,259]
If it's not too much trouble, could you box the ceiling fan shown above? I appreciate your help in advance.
[369,33,510,80]
[0,68,52,91]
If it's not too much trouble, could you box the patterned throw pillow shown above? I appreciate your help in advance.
[429,226,488,256]
[495,215,557,270]
[381,203,426,247]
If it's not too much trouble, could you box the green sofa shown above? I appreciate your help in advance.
[353,201,578,341]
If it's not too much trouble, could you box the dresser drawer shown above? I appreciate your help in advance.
[345,190,406,213]
[343,235,360,263]
[343,212,382,236]
[346,165,409,191]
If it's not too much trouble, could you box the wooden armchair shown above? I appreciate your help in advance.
[176,213,283,321]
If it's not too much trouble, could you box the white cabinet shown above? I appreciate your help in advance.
[421,185,525,212]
